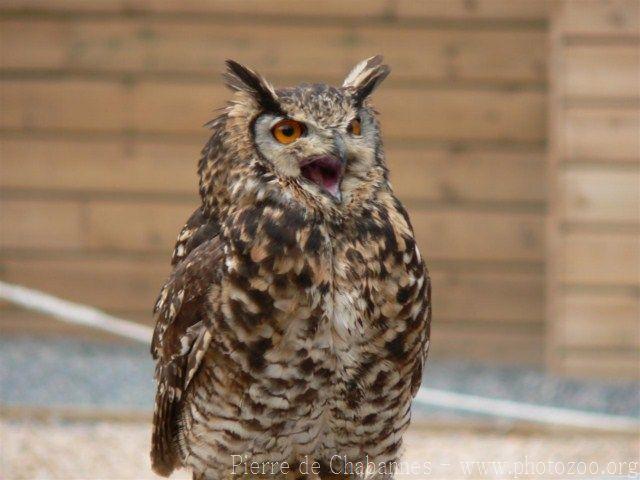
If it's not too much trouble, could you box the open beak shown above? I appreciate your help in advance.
[299,155,345,202]
[299,132,348,202]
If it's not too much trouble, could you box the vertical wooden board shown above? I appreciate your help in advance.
[559,166,640,223]
[557,0,640,36]
[396,0,551,20]
[559,290,640,348]
[0,199,85,250]
[562,108,640,161]
[558,232,640,286]
[86,200,195,252]
[0,256,169,310]
[548,0,640,379]
[546,6,564,375]
[430,268,544,323]
[0,80,128,131]
[387,147,545,203]
[410,209,544,262]
[562,45,640,99]
[0,136,200,194]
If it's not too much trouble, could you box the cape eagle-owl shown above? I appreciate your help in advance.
[151,55,431,479]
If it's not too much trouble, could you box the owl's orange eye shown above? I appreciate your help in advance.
[271,119,305,145]
[347,117,362,136]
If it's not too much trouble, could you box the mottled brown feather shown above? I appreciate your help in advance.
[151,235,223,476]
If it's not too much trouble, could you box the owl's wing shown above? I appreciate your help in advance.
[170,206,220,266]
[150,231,223,476]
[388,199,432,399]
[409,270,431,398]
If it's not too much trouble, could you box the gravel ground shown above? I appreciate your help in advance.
[1,337,638,418]
[1,337,639,479]
[1,418,638,479]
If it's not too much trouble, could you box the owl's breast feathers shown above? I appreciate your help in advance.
[150,191,431,475]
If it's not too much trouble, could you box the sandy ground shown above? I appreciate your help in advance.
[1,419,638,480]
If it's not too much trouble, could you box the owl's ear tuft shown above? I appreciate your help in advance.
[223,60,283,114]
[342,55,390,106]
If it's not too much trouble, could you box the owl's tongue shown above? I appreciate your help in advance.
[300,155,343,200]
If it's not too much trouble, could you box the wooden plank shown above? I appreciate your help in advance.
[559,166,640,223]
[0,136,545,203]
[562,45,640,99]
[430,268,543,323]
[558,232,640,286]
[0,19,547,85]
[0,79,545,141]
[0,136,201,195]
[0,79,128,131]
[0,256,169,311]
[562,108,640,162]
[0,198,85,250]
[0,0,549,20]
[376,88,545,142]
[396,0,551,21]
[0,0,393,18]
[130,81,224,135]
[134,82,545,141]
[559,291,640,348]
[0,0,127,12]
[388,147,545,203]
[136,0,392,17]
[86,200,195,252]
[0,198,193,254]
[558,0,640,37]
[412,210,544,262]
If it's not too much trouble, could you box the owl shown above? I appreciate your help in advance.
[151,55,431,480]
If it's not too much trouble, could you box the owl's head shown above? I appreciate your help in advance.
[221,56,390,205]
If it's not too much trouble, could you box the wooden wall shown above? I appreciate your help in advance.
[0,1,550,364]
[547,0,640,378]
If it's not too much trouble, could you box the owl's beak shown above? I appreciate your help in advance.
[299,133,347,202]
[299,154,344,202]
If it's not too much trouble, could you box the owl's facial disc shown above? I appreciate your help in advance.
[253,113,349,202]
[299,155,344,201]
